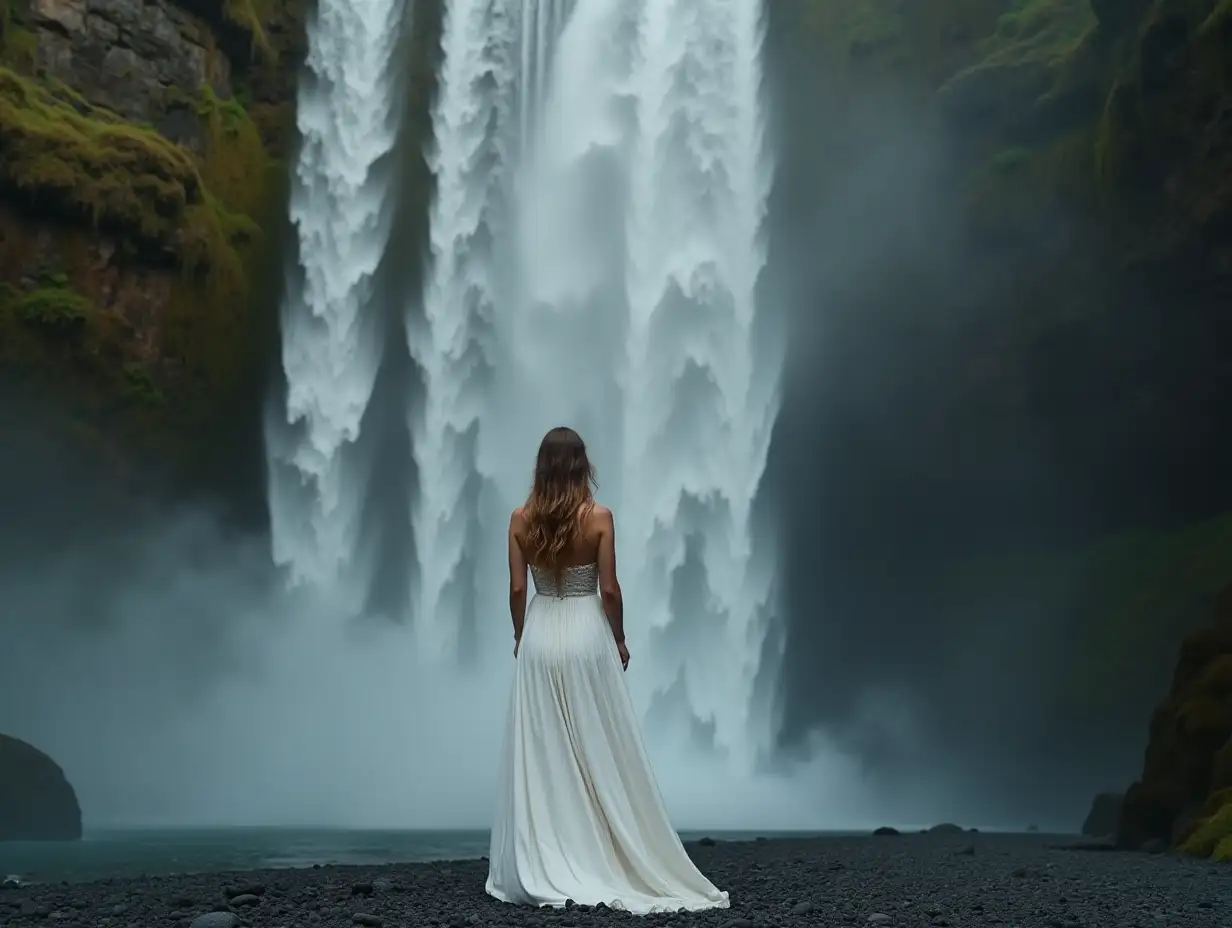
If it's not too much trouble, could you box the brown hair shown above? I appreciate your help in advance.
[523,427,596,575]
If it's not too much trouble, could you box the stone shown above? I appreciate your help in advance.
[29,0,232,138]
[0,734,82,841]
[31,0,86,35]
[189,914,241,928]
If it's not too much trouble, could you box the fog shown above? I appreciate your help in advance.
[756,10,1219,829]
[0,436,883,830]
[1,2,1207,836]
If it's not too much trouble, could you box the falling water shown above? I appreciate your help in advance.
[412,0,784,762]
[267,0,794,820]
[267,0,407,609]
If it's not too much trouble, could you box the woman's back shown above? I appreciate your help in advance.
[511,500,620,608]
[512,501,603,571]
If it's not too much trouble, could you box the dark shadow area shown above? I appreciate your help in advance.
[760,0,1232,827]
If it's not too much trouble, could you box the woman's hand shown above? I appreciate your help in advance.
[617,640,629,671]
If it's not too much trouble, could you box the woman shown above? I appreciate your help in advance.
[485,427,730,914]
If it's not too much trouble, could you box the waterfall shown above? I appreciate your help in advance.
[266,0,407,610]
[411,0,783,759]
[270,0,784,787]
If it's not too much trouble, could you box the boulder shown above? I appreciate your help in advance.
[1081,792,1124,837]
[928,822,964,835]
[0,734,82,841]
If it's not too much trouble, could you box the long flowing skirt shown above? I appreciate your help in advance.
[485,592,729,914]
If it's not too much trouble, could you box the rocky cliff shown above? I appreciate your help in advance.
[767,0,1232,803]
[0,0,304,500]
[1115,583,1232,857]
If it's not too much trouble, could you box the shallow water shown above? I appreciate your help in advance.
[0,827,848,884]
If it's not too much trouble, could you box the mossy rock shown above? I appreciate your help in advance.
[0,62,284,449]
[0,67,255,275]
[938,0,1097,134]
[0,733,82,840]
[800,0,1008,86]
[1116,583,1232,850]
[0,273,156,413]
[11,278,93,327]
[1178,792,1232,859]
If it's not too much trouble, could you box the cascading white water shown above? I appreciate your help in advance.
[53,0,884,834]
[267,0,407,608]
[413,0,784,761]
[265,0,814,825]
[617,0,780,758]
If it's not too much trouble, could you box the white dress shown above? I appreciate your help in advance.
[485,563,730,914]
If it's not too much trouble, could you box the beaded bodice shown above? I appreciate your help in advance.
[530,562,599,598]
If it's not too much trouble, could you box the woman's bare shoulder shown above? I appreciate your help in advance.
[510,506,527,527]
[587,502,613,525]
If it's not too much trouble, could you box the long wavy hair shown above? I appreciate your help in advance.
[523,427,596,574]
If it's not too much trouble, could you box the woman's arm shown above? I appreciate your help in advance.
[596,507,624,644]
[508,509,528,644]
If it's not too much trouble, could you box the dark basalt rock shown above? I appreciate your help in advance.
[1082,791,1124,837]
[0,734,82,841]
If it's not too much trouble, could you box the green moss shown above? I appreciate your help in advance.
[0,64,285,453]
[0,23,35,73]
[1,0,35,72]
[1179,795,1232,858]
[224,0,275,64]
[977,0,1095,67]
[13,281,93,327]
[195,85,275,221]
[120,361,165,407]
[801,0,1007,85]
[1200,0,1232,35]
[148,86,275,418]
[1092,0,1231,193]
[967,128,1098,232]
[0,67,251,276]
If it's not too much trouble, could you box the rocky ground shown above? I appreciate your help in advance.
[0,834,1227,928]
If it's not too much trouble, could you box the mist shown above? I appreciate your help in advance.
[7,1,1220,838]
[0,400,884,831]
[758,4,1232,830]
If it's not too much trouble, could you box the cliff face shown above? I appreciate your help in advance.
[1116,584,1232,856]
[0,0,303,498]
[778,0,1232,517]
[767,0,1232,798]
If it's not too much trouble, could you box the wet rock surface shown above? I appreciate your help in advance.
[0,834,1228,928]
[29,0,232,136]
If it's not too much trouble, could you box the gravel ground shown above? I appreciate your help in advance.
[0,833,1227,928]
